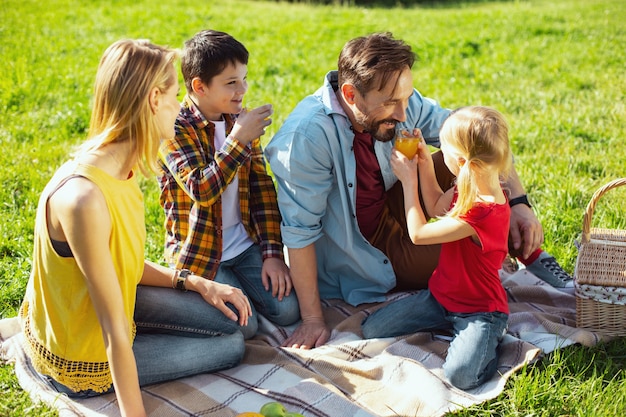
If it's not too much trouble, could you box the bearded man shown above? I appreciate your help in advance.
[265,32,544,350]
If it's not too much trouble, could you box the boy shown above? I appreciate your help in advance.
[157,30,299,337]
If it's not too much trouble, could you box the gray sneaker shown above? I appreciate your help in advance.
[525,251,574,289]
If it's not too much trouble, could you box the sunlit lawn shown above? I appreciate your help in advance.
[1,0,624,415]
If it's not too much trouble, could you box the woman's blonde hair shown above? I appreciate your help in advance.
[442,106,512,219]
[78,39,179,175]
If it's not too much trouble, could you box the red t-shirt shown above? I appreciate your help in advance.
[353,130,386,240]
[429,191,511,314]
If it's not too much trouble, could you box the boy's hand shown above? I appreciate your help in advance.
[261,257,292,300]
[230,104,273,146]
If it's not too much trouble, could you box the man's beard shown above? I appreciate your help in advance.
[371,121,397,142]
[355,113,397,143]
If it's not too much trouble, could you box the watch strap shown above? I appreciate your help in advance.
[509,194,532,208]
[175,269,191,291]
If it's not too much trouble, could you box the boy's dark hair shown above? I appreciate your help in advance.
[338,32,416,95]
[181,29,249,94]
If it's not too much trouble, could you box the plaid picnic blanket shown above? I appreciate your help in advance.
[0,269,606,417]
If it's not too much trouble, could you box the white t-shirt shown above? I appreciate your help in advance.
[213,119,253,261]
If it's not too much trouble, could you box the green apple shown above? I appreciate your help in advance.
[260,402,287,417]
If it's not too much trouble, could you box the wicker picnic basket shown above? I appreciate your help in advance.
[574,178,626,336]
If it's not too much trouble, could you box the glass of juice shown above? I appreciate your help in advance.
[394,130,420,159]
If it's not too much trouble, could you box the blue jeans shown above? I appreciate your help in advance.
[361,290,508,390]
[214,244,300,339]
[46,284,246,397]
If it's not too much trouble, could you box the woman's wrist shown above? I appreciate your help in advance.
[171,269,191,291]
[182,272,206,293]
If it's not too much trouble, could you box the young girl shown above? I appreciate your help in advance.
[20,39,252,417]
[361,106,512,390]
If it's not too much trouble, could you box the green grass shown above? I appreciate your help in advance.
[1,0,625,415]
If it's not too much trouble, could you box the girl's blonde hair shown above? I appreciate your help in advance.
[442,106,512,219]
[77,39,179,176]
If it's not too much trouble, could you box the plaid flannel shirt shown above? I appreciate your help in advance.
[157,95,284,279]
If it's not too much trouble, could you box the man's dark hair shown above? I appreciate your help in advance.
[338,32,416,95]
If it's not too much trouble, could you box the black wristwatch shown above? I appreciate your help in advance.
[175,269,191,291]
[509,194,532,209]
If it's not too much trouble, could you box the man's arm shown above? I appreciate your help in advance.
[281,245,330,349]
[505,166,543,259]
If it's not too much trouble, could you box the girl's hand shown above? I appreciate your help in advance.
[188,276,252,327]
[230,104,273,146]
[391,148,418,185]
[414,131,433,166]
[261,257,293,301]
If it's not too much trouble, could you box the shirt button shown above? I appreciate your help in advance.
[348,183,353,187]
[383,259,389,264]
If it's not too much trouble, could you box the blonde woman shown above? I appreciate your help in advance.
[362,106,512,390]
[20,39,251,417]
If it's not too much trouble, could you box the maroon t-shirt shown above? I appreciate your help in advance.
[353,130,386,240]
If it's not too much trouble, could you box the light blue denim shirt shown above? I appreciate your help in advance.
[265,71,450,306]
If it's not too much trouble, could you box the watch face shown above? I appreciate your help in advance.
[176,270,190,291]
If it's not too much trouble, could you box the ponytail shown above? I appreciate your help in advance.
[448,159,480,219]
[439,106,512,219]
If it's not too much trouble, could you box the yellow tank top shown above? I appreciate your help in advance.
[20,161,145,393]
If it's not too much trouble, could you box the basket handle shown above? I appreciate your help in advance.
[581,178,626,244]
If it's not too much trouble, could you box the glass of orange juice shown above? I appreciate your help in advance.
[394,130,420,159]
